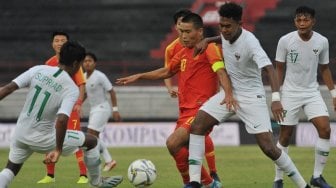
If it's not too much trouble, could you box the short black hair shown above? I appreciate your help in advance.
[86,52,97,62]
[52,31,69,40]
[59,41,86,66]
[181,13,203,29]
[173,8,192,24]
[295,6,315,18]
[218,2,243,22]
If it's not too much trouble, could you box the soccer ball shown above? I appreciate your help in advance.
[127,159,157,187]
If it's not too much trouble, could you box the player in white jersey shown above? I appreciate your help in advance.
[83,52,121,172]
[273,6,334,188]
[0,41,122,188]
[186,3,310,188]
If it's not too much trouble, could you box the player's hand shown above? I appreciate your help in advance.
[193,38,209,57]
[116,74,141,85]
[271,101,285,123]
[220,94,238,112]
[73,104,82,114]
[113,111,122,122]
[168,88,178,98]
[44,150,61,164]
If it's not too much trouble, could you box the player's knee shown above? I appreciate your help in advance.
[84,134,98,150]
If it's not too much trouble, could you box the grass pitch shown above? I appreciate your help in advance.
[0,146,335,188]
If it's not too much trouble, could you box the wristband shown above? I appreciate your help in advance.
[271,92,281,102]
[330,89,336,98]
[112,107,119,111]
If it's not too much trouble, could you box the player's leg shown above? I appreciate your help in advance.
[63,130,123,187]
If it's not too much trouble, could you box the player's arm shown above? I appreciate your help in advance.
[116,67,175,85]
[72,67,86,113]
[194,35,221,56]
[216,68,237,111]
[275,61,286,86]
[319,64,336,111]
[0,82,19,100]
[164,42,178,98]
[109,88,122,122]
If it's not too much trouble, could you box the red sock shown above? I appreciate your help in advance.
[46,156,55,176]
[201,165,213,185]
[75,149,87,176]
[173,147,189,184]
[205,135,216,173]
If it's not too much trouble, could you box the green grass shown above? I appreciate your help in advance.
[0,146,335,188]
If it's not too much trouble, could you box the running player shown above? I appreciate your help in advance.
[186,2,310,188]
[273,6,334,188]
[0,41,123,188]
[83,52,121,172]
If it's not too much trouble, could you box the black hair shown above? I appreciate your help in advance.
[173,8,192,24]
[86,52,98,62]
[52,31,69,40]
[59,41,86,66]
[218,2,243,22]
[295,6,315,18]
[181,13,203,29]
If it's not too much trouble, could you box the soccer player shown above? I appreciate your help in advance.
[164,9,221,182]
[117,13,234,188]
[186,3,311,188]
[273,6,334,188]
[37,31,88,184]
[83,52,121,172]
[0,41,123,188]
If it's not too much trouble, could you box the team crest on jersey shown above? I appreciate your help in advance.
[313,49,318,55]
[234,52,240,61]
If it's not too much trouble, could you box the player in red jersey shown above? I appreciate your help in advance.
[117,13,234,188]
[164,9,221,183]
[37,31,88,184]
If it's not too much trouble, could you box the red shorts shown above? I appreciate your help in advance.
[67,110,81,130]
[175,108,213,134]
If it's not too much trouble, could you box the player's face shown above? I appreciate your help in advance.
[52,35,68,54]
[178,22,203,48]
[294,14,315,36]
[83,55,96,72]
[219,17,241,42]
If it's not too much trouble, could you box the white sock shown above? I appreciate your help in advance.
[274,142,289,181]
[313,138,330,178]
[84,144,101,186]
[0,168,15,188]
[99,139,112,163]
[274,151,307,188]
[189,134,205,183]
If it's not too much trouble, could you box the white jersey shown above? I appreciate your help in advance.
[221,29,272,97]
[85,70,113,108]
[275,31,329,93]
[12,65,79,146]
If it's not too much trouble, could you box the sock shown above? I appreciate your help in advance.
[274,142,289,181]
[99,139,112,163]
[201,165,213,185]
[0,168,15,188]
[46,154,55,177]
[204,135,216,173]
[189,134,205,183]
[313,138,330,178]
[84,144,101,186]
[173,147,189,184]
[274,151,306,187]
[75,149,87,176]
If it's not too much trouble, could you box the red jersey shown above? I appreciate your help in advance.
[164,38,184,67]
[45,55,86,86]
[168,43,223,109]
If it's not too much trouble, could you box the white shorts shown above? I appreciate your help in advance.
[281,92,329,125]
[201,90,272,134]
[88,102,111,132]
[9,130,85,164]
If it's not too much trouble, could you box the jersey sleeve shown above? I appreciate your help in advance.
[205,43,225,72]
[12,66,38,88]
[72,66,86,86]
[319,37,329,65]
[167,49,183,74]
[164,39,178,68]
[249,35,272,68]
[275,36,287,63]
[100,72,113,91]
[57,87,79,117]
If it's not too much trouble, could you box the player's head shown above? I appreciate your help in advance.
[294,6,315,35]
[52,31,69,55]
[59,41,86,76]
[179,13,204,48]
[173,9,192,32]
[218,2,243,42]
[83,52,97,73]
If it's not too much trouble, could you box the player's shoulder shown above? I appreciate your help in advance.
[312,31,328,42]
[166,38,183,51]
[279,31,297,41]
